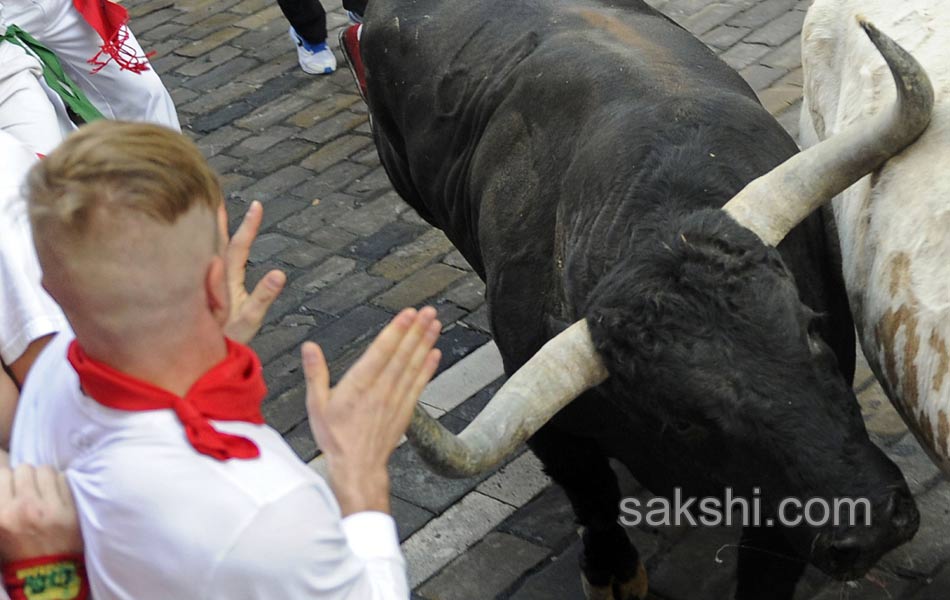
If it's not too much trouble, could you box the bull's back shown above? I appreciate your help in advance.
[802,0,950,471]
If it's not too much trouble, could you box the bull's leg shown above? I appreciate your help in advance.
[529,426,648,600]
[734,525,806,600]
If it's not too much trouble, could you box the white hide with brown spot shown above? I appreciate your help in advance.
[801,0,950,473]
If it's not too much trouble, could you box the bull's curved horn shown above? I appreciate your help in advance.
[407,320,608,478]
[723,18,934,246]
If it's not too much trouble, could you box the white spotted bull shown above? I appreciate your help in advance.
[801,0,950,473]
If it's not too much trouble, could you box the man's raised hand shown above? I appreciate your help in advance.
[220,201,287,344]
[302,307,442,516]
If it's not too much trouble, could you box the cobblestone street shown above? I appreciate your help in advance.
[125,0,950,597]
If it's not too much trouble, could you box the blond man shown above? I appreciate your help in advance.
[9,121,440,599]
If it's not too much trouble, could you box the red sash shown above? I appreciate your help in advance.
[72,0,153,73]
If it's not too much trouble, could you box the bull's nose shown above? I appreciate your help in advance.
[881,487,919,539]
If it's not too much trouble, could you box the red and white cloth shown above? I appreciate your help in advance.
[0,0,179,130]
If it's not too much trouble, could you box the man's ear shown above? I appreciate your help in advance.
[206,255,230,326]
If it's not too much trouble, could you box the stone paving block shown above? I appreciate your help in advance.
[231,0,269,15]
[681,2,746,36]
[402,491,517,587]
[133,7,182,36]
[284,418,318,462]
[498,484,578,551]
[307,226,358,252]
[346,166,393,196]
[305,272,393,316]
[261,384,306,435]
[331,191,408,236]
[178,12,243,40]
[646,525,741,600]
[416,532,549,600]
[776,99,804,141]
[860,381,911,446]
[237,140,314,176]
[392,497,436,543]
[312,304,393,363]
[275,243,331,269]
[442,275,485,311]
[442,250,473,271]
[189,100,255,133]
[744,9,805,46]
[508,541,586,600]
[296,161,373,200]
[908,562,950,598]
[250,313,326,364]
[740,63,785,91]
[476,452,551,508]
[888,433,943,496]
[448,378,504,424]
[418,341,504,414]
[348,221,427,262]
[762,34,803,70]
[290,255,357,293]
[432,325,491,376]
[234,4,283,29]
[390,414,492,514]
[174,26,244,58]
[301,135,373,172]
[462,304,491,334]
[371,230,456,281]
[289,95,361,128]
[728,0,798,28]
[228,126,299,158]
[374,264,467,311]
[197,125,252,157]
[238,164,311,200]
[235,57,299,88]
[720,41,773,71]
[249,232,296,263]
[298,111,368,144]
[128,0,174,18]
[701,24,751,51]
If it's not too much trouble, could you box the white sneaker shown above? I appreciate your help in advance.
[288,26,337,75]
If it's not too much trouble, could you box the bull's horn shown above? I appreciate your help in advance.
[723,18,933,246]
[407,320,608,478]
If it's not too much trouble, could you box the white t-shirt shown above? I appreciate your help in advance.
[11,331,409,599]
[0,130,67,366]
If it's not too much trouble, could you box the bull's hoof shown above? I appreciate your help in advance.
[580,561,649,600]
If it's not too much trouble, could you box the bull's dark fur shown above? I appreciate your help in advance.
[360,0,916,596]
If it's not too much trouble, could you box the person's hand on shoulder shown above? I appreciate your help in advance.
[219,201,287,345]
[0,464,87,599]
[303,307,442,516]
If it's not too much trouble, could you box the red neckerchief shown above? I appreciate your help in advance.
[72,0,153,73]
[67,338,268,461]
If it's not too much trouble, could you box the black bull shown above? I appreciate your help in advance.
[358,0,918,597]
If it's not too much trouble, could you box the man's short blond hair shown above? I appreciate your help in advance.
[27,121,222,233]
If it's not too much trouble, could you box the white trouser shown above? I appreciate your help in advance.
[0,0,180,130]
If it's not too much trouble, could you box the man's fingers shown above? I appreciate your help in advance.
[33,466,59,502]
[375,307,437,392]
[12,465,38,502]
[404,349,442,412]
[225,269,286,344]
[54,472,74,507]
[390,316,441,403]
[344,308,416,385]
[0,467,12,504]
[301,342,331,414]
[227,201,264,290]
